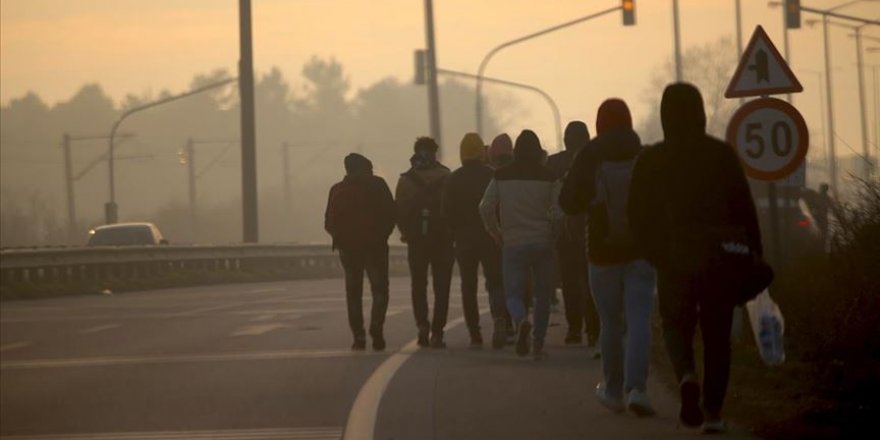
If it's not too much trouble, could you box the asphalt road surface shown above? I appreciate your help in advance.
[1,278,754,439]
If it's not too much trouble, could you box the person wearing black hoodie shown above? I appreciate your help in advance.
[547,121,600,347]
[325,153,397,351]
[628,83,763,433]
[442,133,506,349]
[559,100,656,417]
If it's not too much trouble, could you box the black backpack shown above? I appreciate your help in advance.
[402,171,447,242]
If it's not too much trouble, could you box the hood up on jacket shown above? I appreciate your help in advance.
[563,121,590,152]
[344,153,373,176]
[460,132,487,164]
[513,130,544,164]
[596,98,633,136]
[660,83,707,144]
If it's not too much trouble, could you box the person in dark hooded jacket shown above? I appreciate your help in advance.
[325,153,396,351]
[442,133,505,348]
[547,121,600,347]
[559,100,656,417]
[628,83,763,433]
[395,137,454,348]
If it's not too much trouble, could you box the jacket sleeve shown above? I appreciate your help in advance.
[628,151,662,266]
[377,178,397,240]
[559,146,597,215]
[394,174,414,237]
[479,179,501,236]
[324,184,337,236]
[441,174,458,232]
[723,147,763,256]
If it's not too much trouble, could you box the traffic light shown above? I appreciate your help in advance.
[622,0,635,26]
[414,49,426,85]
[785,0,801,29]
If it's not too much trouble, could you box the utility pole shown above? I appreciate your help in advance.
[239,0,259,243]
[854,28,871,180]
[673,0,683,81]
[822,17,839,197]
[423,0,443,150]
[186,138,197,241]
[62,134,76,243]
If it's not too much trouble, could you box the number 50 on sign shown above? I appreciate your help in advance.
[726,98,809,181]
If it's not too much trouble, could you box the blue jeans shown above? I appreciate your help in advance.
[503,242,555,345]
[590,259,656,398]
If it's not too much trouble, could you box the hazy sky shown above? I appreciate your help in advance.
[2,0,878,152]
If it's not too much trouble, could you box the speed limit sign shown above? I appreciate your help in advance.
[726,98,809,181]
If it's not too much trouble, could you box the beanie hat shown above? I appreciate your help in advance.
[596,98,633,135]
[513,130,543,163]
[488,133,513,161]
[460,133,486,163]
[344,153,373,175]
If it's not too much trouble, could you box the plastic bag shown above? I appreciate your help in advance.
[746,289,785,366]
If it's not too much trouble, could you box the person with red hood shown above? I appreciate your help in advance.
[442,133,506,348]
[560,99,656,417]
[325,153,397,351]
[628,83,763,433]
[487,133,514,169]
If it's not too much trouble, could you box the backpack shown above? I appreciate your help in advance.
[591,159,636,248]
[402,171,446,242]
[327,179,378,249]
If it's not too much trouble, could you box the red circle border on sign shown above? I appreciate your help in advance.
[725,97,809,181]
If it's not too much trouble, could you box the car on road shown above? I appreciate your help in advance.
[87,222,169,246]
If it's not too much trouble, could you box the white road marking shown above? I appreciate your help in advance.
[249,314,279,322]
[247,288,288,294]
[79,324,120,334]
[1,349,385,370]
[385,310,404,317]
[0,426,343,440]
[0,342,32,352]
[230,324,288,336]
[172,302,247,317]
[342,308,486,440]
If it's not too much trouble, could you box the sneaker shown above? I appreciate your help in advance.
[679,376,704,428]
[351,336,367,351]
[371,334,386,351]
[533,341,548,360]
[626,389,656,417]
[469,332,483,348]
[564,331,582,345]
[515,321,532,357]
[417,326,430,348]
[595,383,625,413]
[430,337,447,349]
[701,419,727,434]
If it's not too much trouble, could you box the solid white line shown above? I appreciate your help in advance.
[342,309,485,440]
[1,349,385,370]
[0,341,32,352]
[79,324,121,334]
[0,427,343,440]
[230,324,288,336]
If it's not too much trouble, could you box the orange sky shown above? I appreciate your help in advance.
[1,0,878,151]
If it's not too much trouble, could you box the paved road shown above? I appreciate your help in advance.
[1,278,754,439]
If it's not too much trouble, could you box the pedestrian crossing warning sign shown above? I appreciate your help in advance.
[725,25,803,98]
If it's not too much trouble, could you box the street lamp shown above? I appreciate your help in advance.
[474,5,623,138]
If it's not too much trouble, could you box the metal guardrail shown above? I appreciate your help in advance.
[0,244,408,286]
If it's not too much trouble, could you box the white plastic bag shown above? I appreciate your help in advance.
[746,289,786,366]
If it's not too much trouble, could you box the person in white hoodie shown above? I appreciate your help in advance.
[479,130,562,360]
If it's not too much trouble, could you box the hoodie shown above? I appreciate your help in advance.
[547,121,591,244]
[394,143,451,242]
[559,99,643,264]
[442,133,496,244]
[479,130,562,246]
[628,83,762,271]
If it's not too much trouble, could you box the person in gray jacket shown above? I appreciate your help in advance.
[479,130,562,359]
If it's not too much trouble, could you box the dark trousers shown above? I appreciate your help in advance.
[657,270,735,414]
[557,239,599,338]
[455,236,505,334]
[408,239,455,336]
[339,244,390,339]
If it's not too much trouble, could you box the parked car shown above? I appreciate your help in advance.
[87,222,169,246]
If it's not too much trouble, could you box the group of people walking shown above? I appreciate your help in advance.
[324,82,764,433]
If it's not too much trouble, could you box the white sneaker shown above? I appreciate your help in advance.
[626,389,656,417]
[595,382,625,413]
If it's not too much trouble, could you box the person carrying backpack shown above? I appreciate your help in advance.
[395,137,454,348]
[442,133,505,349]
[560,99,656,417]
[325,153,396,351]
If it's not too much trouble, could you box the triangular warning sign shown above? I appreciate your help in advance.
[725,25,802,98]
